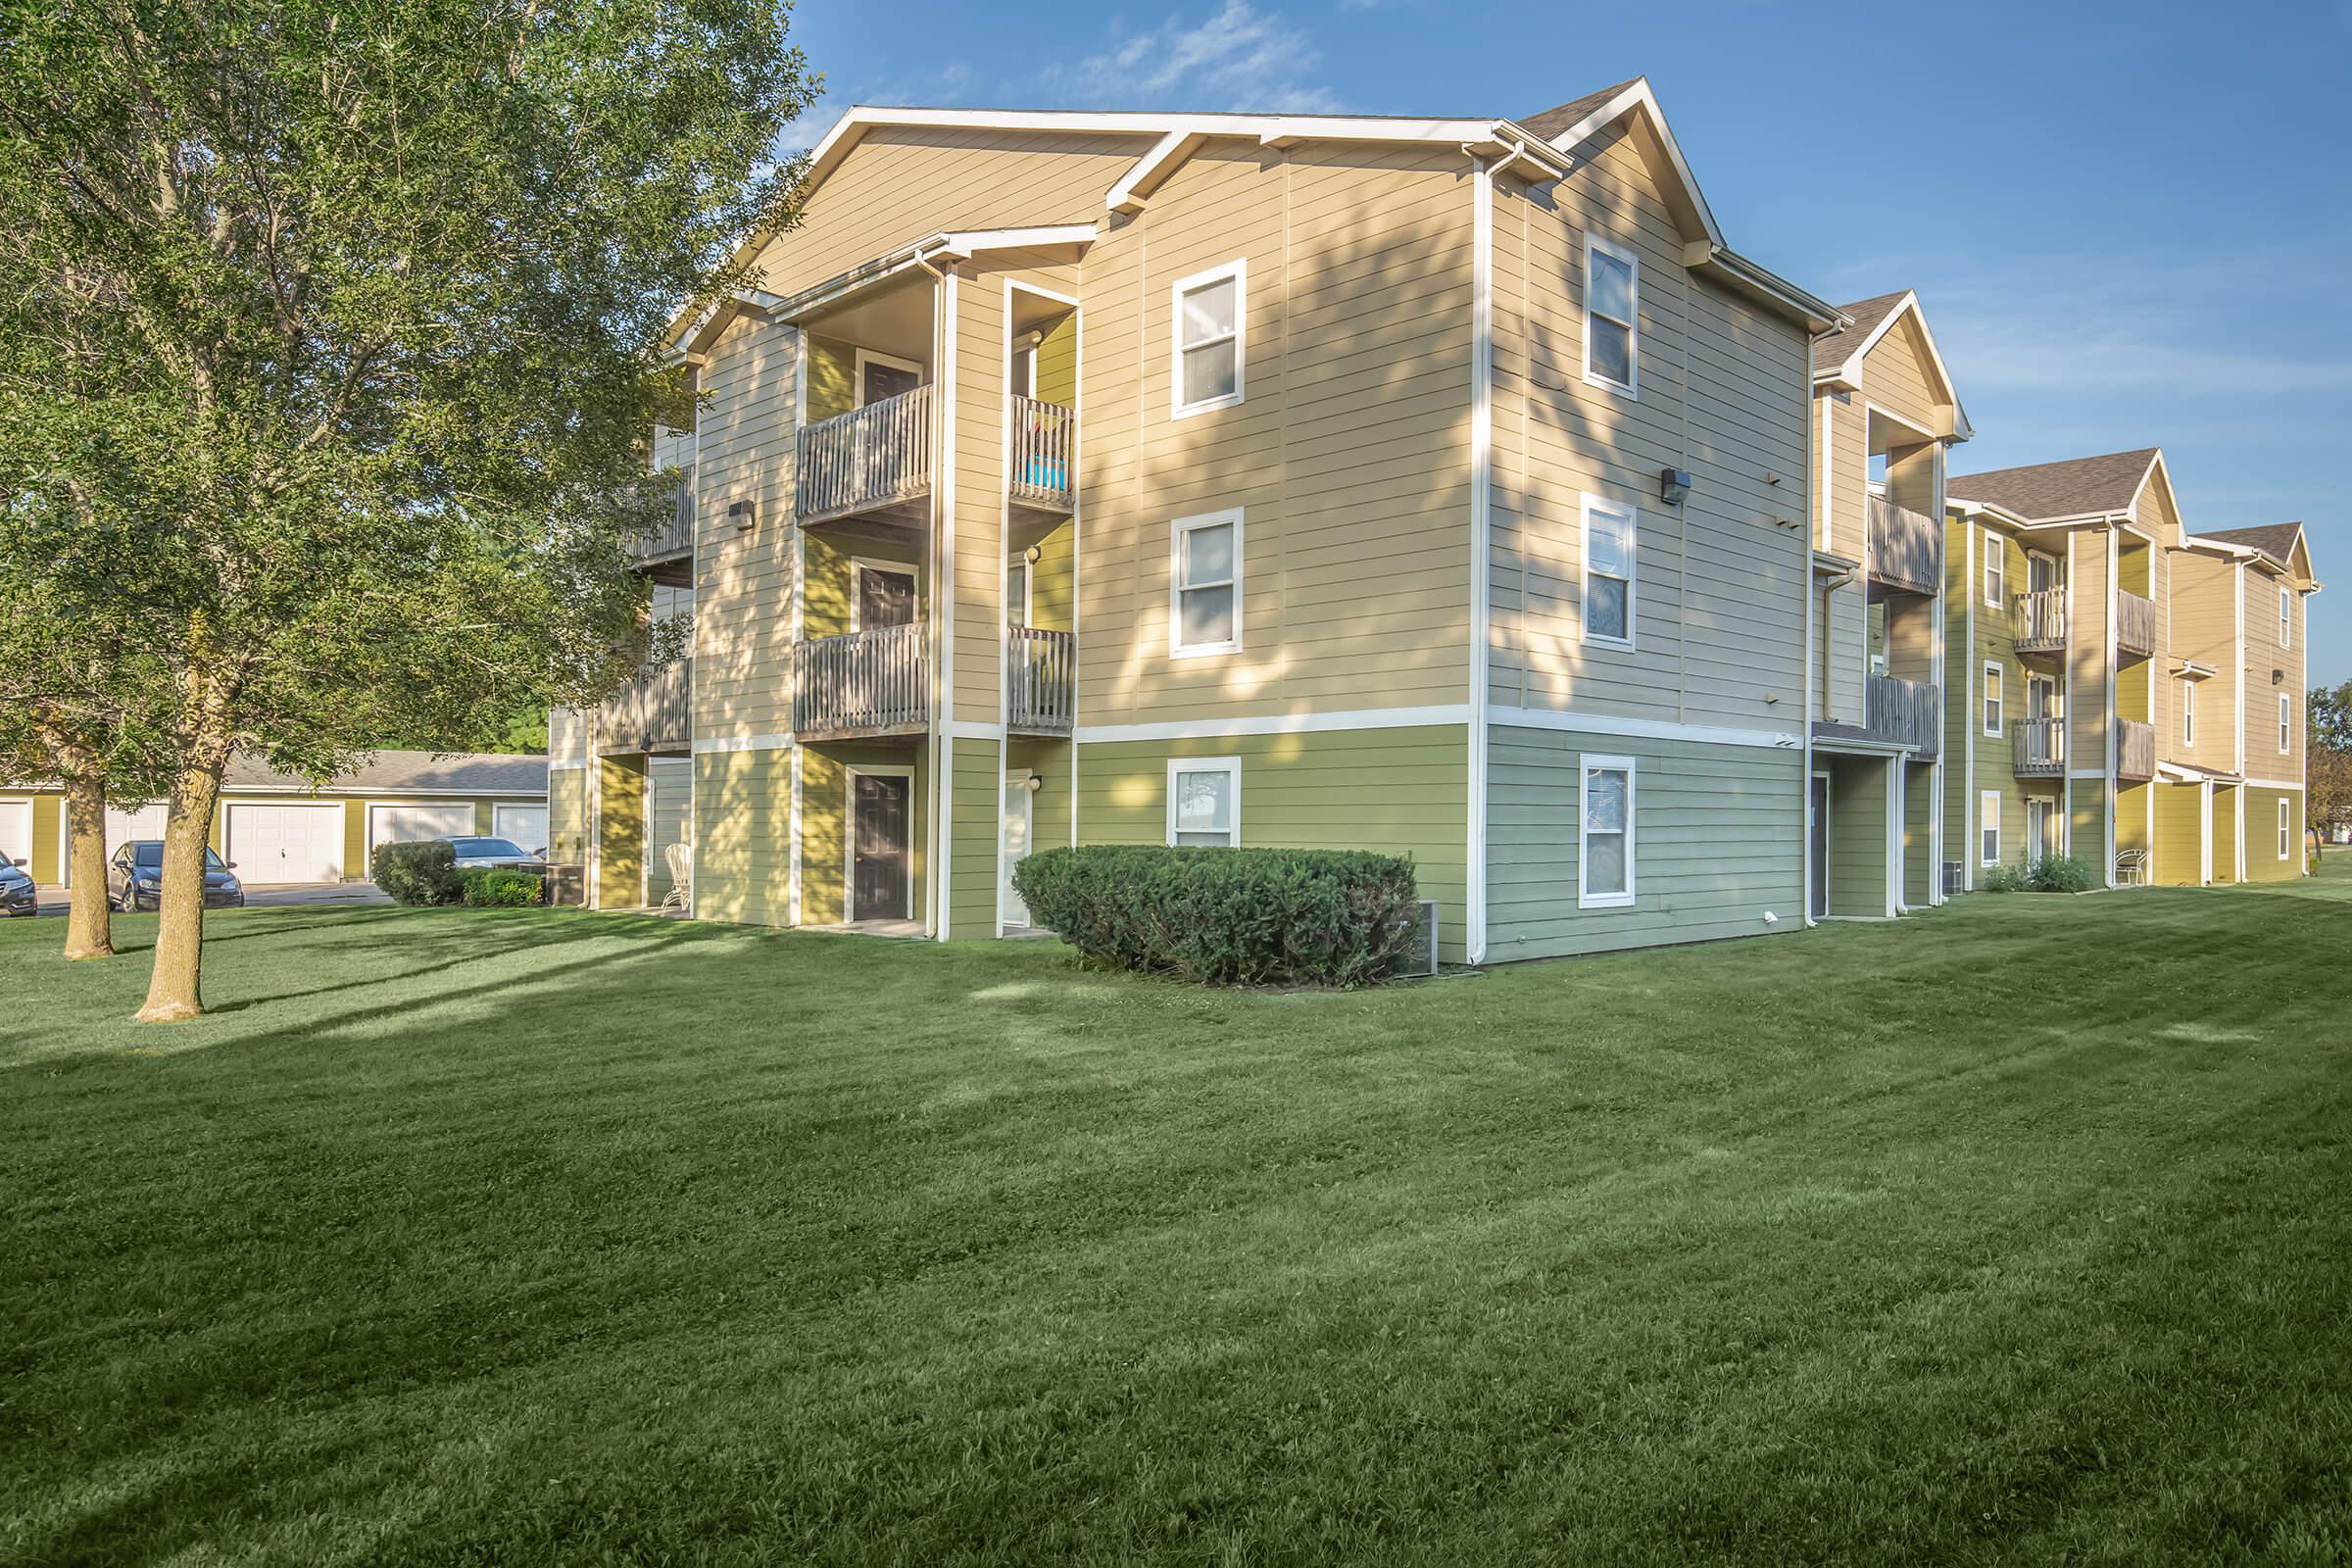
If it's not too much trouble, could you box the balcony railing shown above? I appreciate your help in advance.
[1007,627,1075,735]
[795,385,934,525]
[630,464,695,569]
[2116,717,2155,781]
[2012,717,2066,777]
[1866,672,1942,759]
[794,623,928,738]
[2014,587,2066,654]
[600,656,692,755]
[1009,395,1075,511]
[1867,494,1942,598]
[2116,589,2156,662]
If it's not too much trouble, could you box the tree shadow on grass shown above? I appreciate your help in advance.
[203,913,670,1015]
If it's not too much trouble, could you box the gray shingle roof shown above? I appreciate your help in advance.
[1519,78,1644,143]
[221,750,548,796]
[1812,289,1912,374]
[2197,523,2305,565]
[1948,448,2162,521]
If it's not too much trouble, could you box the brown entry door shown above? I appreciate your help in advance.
[852,773,910,921]
[858,565,915,630]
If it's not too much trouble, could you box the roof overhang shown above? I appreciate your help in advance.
[662,223,1100,362]
[2175,660,2217,680]
[1951,497,2037,530]
[1102,115,1571,215]
[2157,760,2239,785]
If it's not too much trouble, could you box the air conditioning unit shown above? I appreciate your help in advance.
[1394,899,1442,978]
[1941,860,1964,896]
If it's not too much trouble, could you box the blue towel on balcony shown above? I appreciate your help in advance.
[1023,457,1067,491]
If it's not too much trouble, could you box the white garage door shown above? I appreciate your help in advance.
[0,800,31,870]
[369,803,475,851]
[493,804,548,854]
[225,803,345,883]
[55,802,168,886]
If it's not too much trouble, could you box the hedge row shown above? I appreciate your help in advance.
[1011,844,1421,986]
[370,842,544,906]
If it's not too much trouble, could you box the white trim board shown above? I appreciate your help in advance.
[1489,706,1802,751]
[1074,705,1470,745]
[692,733,793,755]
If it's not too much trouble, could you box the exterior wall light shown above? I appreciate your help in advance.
[1659,467,1692,507]
[729,500,755,531]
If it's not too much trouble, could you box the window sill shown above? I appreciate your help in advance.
[1581,634,1637,654]
[1172,393,1244,421]
[1170,642,1241,661]
[1581,370,1638,400]
[1578,892,1635,910]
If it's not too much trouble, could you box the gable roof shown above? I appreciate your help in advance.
[223,750,549,797]
[2199,523,2304,563]
[754,83,1838,337]
[1519,78,1644,142]
[1948,448,2164,522]
[1810,289,1911,373]
[2198,522,2318,585]
[1811,289,1974,441]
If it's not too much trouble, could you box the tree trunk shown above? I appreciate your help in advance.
[134,757,227,1023]
[59,767,114,960]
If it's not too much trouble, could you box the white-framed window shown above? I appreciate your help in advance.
[2280,585,2292,648]
[1578,756,1636,907]
[1169,508,1242,657]
[2279,693,2291,754]
[1982,662,2004,737]
[2181,679,2195,747]
[854,348,923,407]
[1171,259,1244,417]
[1005,555,1031,629]
[1981,790,2002,866]
[1984,528,2004,608]
[1581,235,1638,396]
[1580,494,1636,649]
[2278,798,2291,859]
[1166,757,1241,848]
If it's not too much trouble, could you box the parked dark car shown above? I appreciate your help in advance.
[1,856,35,917]
[108,841,246,911]
[438,837,549,876]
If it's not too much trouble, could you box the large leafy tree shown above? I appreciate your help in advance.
[0,0,813,1018]
[2311,681,2352,842]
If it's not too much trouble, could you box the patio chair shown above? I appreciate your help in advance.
[2113,847,2149,887]
[661,842,692,912]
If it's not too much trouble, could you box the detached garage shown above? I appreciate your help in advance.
[3,750,549,886]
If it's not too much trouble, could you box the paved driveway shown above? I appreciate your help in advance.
[26,882,389,915]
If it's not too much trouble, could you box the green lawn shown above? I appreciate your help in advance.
[6,870,2351,1565]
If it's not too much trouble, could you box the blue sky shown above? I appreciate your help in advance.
[779,0,2352,683]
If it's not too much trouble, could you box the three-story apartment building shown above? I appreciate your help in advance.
[1940,451,2321,888]
[550,78,1852,962]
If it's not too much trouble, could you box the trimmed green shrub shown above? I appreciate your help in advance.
[459,867,546,906]
[372,840,461,906]
[1979,859,2029,894]
[2027,853,2099,894]
[1012,844,1422,986]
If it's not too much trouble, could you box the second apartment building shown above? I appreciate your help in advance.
[552,79,1852,962]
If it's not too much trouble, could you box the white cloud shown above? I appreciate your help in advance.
[1043,0,1344,113]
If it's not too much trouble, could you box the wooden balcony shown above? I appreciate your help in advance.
[630,465,695,584]
[794,623,928,740]
[1007,627,1074,735]
[1866,672,1941,759]
[2012,717,2066,778]
[1008,395,1075,512]
[2014,587,2066,654]
[1866,494,1942,599]
[2116,589,2156,662]
[599,656,692,755]
[2116,717,2155,782]
[795,385,933,526]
